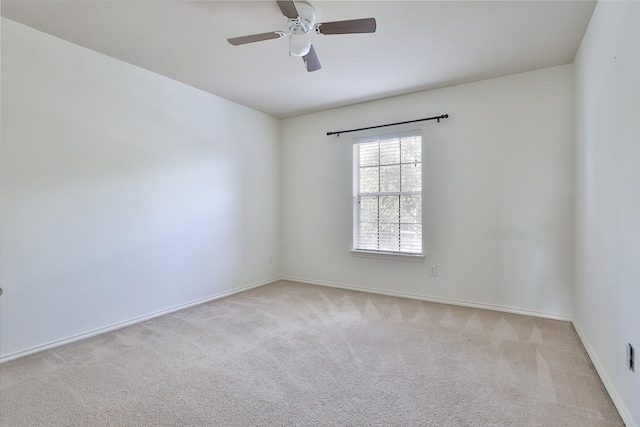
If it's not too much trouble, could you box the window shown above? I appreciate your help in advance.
[353,130,422,257]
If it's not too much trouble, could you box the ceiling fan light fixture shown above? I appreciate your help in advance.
[228,1,376,71]
[290,30,311,57]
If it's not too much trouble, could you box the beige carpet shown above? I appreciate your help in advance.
[0,280,623,426]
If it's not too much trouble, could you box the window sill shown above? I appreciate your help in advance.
[350,250,425,262]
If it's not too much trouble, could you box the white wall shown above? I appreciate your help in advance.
[0,18,281,359]
[1,6,637,422]
[281,65,575,319]
[574,1,640,426]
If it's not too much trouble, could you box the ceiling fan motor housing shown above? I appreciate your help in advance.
[288,2,316,33]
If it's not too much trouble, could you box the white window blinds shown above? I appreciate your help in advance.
[353,130,422,255]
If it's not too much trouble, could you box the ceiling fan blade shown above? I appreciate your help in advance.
[228,32,284,46]
[276,0,298,19]
[316,18,377,35]
[303,44,321,72]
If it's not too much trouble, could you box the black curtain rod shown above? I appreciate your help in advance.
[327,114,449,136]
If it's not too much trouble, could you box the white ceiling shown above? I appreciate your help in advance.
[1,0,596,119]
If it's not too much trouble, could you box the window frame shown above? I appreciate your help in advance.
[351,129,425,261]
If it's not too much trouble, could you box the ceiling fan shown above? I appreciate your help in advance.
[227,1,376,72]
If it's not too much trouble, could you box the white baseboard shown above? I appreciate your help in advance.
[1,275,572,363]
[572,321,636,427]
[6,275,631,425]
[0,277,281,363]
[281,276,573,322]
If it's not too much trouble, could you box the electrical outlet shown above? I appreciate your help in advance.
[429,264,437,277]
[269,256,273,264]
[627,343,634,372]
